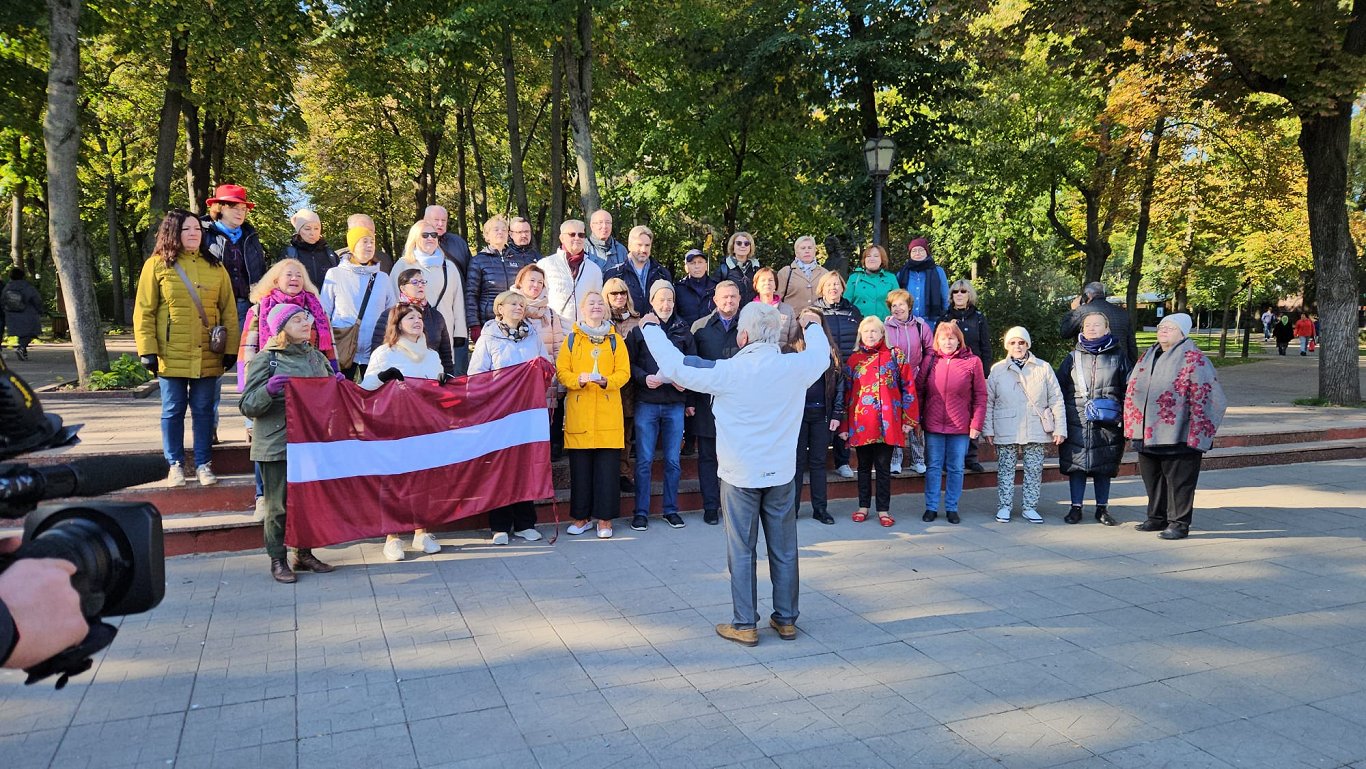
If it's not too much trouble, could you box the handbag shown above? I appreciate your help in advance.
[1011,363,1055,433]
[172,262,228,354]
[1085,397,1122,425]
[333,273,377,369]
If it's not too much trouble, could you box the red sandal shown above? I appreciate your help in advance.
[879,513,895,527]
[852,510,868,522]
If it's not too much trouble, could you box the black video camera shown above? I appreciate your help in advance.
[1,357,167,688]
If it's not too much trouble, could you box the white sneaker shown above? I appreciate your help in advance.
[166,463,186,487]
[514,528,542,541]
[566,520,594,535]
[912,463,927,475]
[492,532,510,545]
[1022,509,1044,524]
[413,533,441,553]
[996,507,1012,522]
[195,463,218,486]
[252,496,268,523]
[889,462,903,475]
[837,464,855,478]
[382,538,405,561]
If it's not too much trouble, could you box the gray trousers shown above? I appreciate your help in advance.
[719,480,799,629]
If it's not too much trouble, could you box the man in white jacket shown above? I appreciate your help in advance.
[641,302,828,646]
[537,219,603,325]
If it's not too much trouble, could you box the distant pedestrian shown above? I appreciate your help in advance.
[1124,313,1227,540]
[2,268,41,360]
[1294,313,1316,355]
[1272,313,1293,355]
[1260,308,1274,341]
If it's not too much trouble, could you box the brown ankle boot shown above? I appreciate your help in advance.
[293,550,334,573]
[271,558,296,584]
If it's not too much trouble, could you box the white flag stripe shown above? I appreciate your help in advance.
[286,408,549,483]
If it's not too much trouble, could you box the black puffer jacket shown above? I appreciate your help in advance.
[625,312,696,406]
[1056,338,1130,476]
[282,237,338,290]
[1059,298,1139,365]
[939,305,993,362]
[465,246,538,327]
[713,257,760,304]
[811,297,862,359]
[689,310,741,437]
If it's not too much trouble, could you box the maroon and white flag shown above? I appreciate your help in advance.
[283,360,554,548]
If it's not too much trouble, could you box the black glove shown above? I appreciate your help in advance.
[140,354,158,374]
[377,367,405,383]
[453,337,468,349]
[221,354,237,369]
[438,372,453,386]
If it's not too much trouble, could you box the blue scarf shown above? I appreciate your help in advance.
[214,220,243,244]
[1078,333,1115,354]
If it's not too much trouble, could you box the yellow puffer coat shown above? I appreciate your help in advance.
[556,323,630,449]
[134,252,241,379]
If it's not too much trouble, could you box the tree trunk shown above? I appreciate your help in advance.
[466,108,490,225]
[1128,115,1166,328]
[98,134,125,323]
[145,31,187,254]
[549,45,565,246]
[846,4,879,139]
[456,108,469,241]
[9,180,23,270]
[1218,300,1232,358]
[503,30,530,221]
[1082,194,1111,285]
[563,1,599,216]
[1299,108,1363,405]
[43,0,108,381]
[415,127,441,220]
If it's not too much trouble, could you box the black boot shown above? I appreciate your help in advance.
[1095,506,1117,526]
[1064,505,1083,524]
[813,510,835,525]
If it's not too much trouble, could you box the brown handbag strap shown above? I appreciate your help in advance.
[171,261,211,328]
[1010,362,1050,424]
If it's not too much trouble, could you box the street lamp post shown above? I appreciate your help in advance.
[863,136,896,246]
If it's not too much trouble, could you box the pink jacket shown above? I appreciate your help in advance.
[884,315,934,374]
[917,347,987,434]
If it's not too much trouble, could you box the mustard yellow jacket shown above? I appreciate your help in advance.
[133,252,241,379]
[556,324,630,449]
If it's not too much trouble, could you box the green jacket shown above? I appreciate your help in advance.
[843,267,900,321]
[239,338,331,462]
[133,252,241,379]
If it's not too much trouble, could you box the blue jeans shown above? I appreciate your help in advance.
[1068,473,1112,506]
[719,480,798,629]
[452,343,469,374]
[634,401,684,516]
[160,376,217,467]
[924,432,970,513]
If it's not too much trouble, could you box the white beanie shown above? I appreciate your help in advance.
[1160,313,1193,337]
[1003,326,1031,346]
[648,278,675,303]
[290,209,320,234]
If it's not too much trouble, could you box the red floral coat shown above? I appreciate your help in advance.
[840,341,919,447]
[1123,338,1226,452]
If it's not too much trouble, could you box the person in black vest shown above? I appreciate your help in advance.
[690,280,742,524]
[282,209,339,290]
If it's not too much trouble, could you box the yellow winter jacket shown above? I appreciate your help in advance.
[133,252,241,379]
[556,323,630,449]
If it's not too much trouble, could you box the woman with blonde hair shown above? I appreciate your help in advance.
[604,275,640,491]
[557,291,631,538]
[839,316,917,526]
[716,231,760,304]
[467,214,538,329]
[361,304,447,560]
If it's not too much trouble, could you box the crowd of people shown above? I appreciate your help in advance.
[130,183,1229,584]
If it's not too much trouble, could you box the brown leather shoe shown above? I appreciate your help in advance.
[270,558,296,584]
[293,550,334,573]
[715,623,759,647]
[769,618,797,641]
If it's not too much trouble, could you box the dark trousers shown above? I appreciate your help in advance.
[1138,452,1202,528]
[965,436,980,467]
[569,448,619,521]
[793,411,830,516]
[551,394,566,454]
[855,443,894,512]
[260,459,289,561]
[831,433,850,467]
[489,501,537,534]
[697,435,721,512]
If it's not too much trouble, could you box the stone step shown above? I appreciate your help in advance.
[44,434,1360,556]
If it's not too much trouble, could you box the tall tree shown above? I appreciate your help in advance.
[562,0,599,215]
[44,0,108,380]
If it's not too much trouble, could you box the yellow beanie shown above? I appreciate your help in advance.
[347,225,374,254]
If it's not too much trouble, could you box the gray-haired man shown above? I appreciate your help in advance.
[641,302,828,645]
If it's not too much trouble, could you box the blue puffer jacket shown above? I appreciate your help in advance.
[811,297,862,360]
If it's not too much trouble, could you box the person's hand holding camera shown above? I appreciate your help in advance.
[0,538,87,670]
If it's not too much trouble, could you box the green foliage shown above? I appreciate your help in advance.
[85,353,153,391]
[975,266,1072,368]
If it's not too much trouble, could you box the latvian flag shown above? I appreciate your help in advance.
[283,359,555,549]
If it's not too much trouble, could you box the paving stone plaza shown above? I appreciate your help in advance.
[4,458,1366,768]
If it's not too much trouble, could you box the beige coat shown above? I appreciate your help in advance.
[984,355,1067,445]
[775,261,829,314]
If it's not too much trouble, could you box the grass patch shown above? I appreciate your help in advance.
[1134,331,1265,363]
[1292,397,1366,408]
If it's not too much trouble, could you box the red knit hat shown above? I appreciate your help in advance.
[907,237,929,254]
